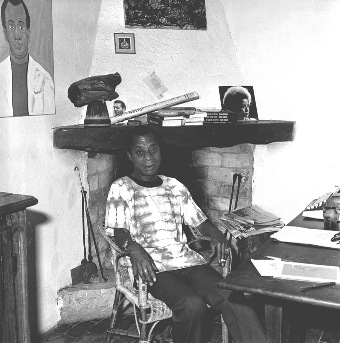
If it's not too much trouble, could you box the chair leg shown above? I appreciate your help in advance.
[139,306,149,343]
[221,315,230,343]
[106,289,124,343]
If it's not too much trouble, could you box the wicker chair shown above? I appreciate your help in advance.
[98,218,232,343]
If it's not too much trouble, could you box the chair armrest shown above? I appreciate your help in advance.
[97,218,132,286]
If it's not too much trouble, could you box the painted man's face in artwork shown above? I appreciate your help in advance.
[4,3,30,63]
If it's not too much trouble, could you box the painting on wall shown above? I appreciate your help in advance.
[124,0,207,30]
[0,0,55,117]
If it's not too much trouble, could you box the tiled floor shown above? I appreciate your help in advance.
[38,306,340,343]
[38,309,223,343]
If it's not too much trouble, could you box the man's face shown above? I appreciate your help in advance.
[3,3,30,61]
[127,133,161,181]
[114,103,124,116]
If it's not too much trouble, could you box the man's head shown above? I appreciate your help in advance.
[125,126,162,181]
[1,0,30,63]
[222,86,251,119]
[113,100,126,116]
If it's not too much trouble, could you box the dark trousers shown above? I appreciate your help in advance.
[148,265,265,343]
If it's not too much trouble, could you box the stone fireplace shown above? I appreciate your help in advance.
[53,121,295,322]
[87,144,255,269]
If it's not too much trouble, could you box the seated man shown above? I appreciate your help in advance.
[105,125,265,343]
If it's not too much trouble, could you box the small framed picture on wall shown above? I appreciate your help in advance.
[114,33,136,54]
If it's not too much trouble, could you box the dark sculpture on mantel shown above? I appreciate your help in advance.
[68,73,121,126]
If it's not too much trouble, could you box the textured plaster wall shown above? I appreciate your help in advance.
[223,0,340,222]
[0,0,242,333]
[0,0,102,333]
[88,0,242,113]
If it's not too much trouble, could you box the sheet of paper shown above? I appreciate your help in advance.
[251,259,340,283]
[279,262,339,283]
[251,259,281,276]
[270,226,340,249]
[143,72,168,99]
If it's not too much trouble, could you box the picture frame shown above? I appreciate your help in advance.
[124,0,207,30]
[114,33,136,54]
[219,86,259,120]
[0,0,55,117]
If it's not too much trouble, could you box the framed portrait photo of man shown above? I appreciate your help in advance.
[0,0,55,117]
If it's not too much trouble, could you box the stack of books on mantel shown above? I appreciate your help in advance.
[220,205,285,239]
[203,110,231,125]
[147,106,210,127]
[182,111,208,126]
[147,112,185,126]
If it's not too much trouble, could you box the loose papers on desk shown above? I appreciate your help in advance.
[220,205,284,239]
[225,205,281,225]
[251,258,340,283]
[270,226,340,249]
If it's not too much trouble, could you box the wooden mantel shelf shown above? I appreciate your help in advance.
[53,120,295,154]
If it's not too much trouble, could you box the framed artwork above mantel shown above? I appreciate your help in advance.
[124,0,207,30]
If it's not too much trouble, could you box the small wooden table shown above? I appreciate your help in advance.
[0,192,38,343]
[218,214,340,343]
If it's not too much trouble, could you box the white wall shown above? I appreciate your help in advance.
[223,0,340,222]
[0,0,102,332]
[89,0,242,112]
[0,0,244,333]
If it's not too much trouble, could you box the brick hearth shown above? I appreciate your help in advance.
[58,144,255,323]
[88,144,254,268]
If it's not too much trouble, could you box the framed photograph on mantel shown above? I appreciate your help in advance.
[219,86,259,120]
[114,33,136,54]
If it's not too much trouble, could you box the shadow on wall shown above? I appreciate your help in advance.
[26,210,50,341]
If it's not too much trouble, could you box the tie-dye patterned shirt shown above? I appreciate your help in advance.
[105,175,207,272]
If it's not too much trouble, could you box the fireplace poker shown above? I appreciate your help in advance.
[85,199,108,282]
[226,173,243,248]
[75,167,108,283]
[234,174,243,210]
[228,174,238,213]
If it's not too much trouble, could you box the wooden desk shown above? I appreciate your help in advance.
[0,192,38,343]
[218,215,340,343]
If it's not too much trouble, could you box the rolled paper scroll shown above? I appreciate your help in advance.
[110,91,199,124]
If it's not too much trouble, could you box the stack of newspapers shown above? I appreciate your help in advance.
[220,205,284,239]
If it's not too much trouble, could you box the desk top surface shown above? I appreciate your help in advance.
[0,192,38,216]
[218,213,340,310]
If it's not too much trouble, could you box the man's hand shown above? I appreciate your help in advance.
[114,227,158,285]
[209,227,228,265]
[128,242,158,286]
[196,220,229,265]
